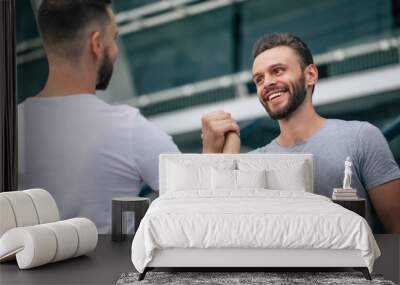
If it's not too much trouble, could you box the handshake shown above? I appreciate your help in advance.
[201,110,241,154]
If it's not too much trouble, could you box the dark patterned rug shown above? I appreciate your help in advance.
[116,271,396,285]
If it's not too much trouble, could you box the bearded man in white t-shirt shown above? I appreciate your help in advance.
[18,0,179,233]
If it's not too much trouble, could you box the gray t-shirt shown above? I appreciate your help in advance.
[18,94,179,234]
[251,119,400,233]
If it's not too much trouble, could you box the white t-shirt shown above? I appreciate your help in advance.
[18,94,179,233]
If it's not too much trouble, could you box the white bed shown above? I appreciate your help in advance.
[131,154,380,280]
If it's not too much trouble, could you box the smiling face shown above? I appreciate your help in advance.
[252,46,309,120]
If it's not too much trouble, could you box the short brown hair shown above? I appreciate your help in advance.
[252,33,313,69]
[38,0,112,59]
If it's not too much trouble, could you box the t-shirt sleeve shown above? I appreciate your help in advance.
[357,122,400,190]
[131,111,180,191]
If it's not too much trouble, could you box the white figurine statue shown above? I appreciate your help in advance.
[342,157,352,189]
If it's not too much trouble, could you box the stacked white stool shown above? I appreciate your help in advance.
[0,189,97,269]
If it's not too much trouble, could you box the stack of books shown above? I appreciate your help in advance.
[332,188,358,200]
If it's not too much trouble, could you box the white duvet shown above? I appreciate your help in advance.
[131,190,380,273]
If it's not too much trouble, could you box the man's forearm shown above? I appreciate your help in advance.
[222,132,241,153]
[202,145,223,153]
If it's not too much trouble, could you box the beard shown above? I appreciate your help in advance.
[261,74,307,120]
[96,50,114,91]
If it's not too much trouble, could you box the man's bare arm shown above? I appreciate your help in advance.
[222,132,241,153]
[368,178,400,234]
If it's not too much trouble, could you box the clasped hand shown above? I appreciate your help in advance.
[201,111,241,153]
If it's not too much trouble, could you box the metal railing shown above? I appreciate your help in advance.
[121,36,400,111]
[16,0,248,65]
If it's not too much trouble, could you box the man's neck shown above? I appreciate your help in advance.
[38,64,96,97]
[275,102,326,147]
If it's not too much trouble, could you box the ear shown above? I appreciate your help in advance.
[304,64,318,88]
[89,31,103,61]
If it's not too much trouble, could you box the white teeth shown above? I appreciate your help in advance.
[268,92,283,101]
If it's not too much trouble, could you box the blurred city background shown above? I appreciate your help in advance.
[16,0,400,163]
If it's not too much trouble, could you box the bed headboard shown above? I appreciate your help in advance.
[159,153,314,195]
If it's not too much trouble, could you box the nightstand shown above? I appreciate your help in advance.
[332,198,366,218]
[112,197,150,242]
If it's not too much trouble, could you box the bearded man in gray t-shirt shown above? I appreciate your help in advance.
[200,33,400,234]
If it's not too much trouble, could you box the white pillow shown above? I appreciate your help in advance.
[238,159,308,191]
[167,163,210,191]
[166,159,236,192]
[266,162,306,191]
[211,169,268,190]
[211,168,236,190]
[236,169,267,189]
